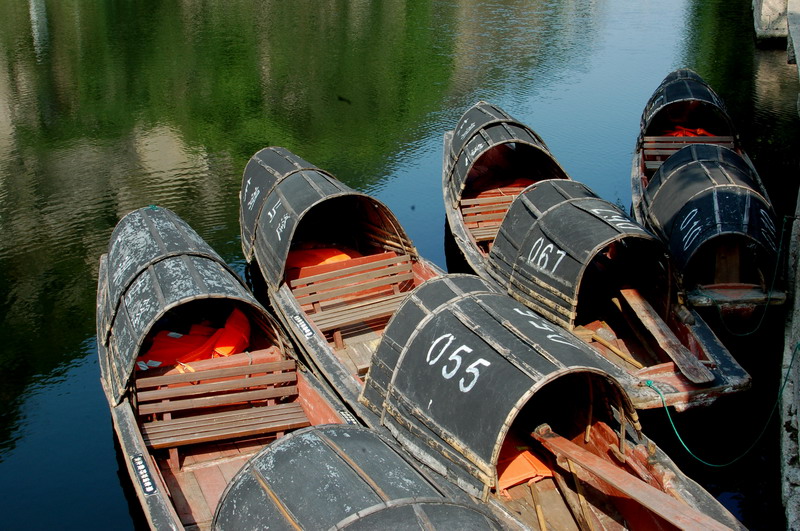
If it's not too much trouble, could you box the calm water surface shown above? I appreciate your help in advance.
[1,0,797,528]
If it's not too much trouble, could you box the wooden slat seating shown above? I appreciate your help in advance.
[642,135,735,170]
[289,251,415,350]
[460,187,525,243]
[135,351,310,469]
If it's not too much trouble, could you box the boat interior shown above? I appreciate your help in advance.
[683,233,772,295]
[459,143,567,253]
[640,101,735,181]
[132,299,342,529]
[572,240,711,377]
[284,196,437,378]
[492,372,691,530]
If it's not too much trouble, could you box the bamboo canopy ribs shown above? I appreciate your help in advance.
[360,275,744,530]
[631,69,784,315]
[443,100,570,262]
[213,425,505,530]
[442,102,750,411]
[96,206,352,530]
[240,147,441,429]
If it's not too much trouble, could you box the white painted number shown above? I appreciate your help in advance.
[679,208,702,251]
[460,359,491,392]
[427,333,455,365]
[526,237,567,275]
[513,307,579,348]
[760,209,777,251]
[590,208,642,231]
[427,333,490,393]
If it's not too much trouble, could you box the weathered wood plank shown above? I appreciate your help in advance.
[532,425,730,531]
[461,210,509,223]
[193,464,229,519]
[136,359,295,389]
[162,467,212,526]
[643,135,734,144]
[143,404,309,448]
[460,195,516,208]
[138,386,299,415]
[618,289,714,384]
[138,372,297,402]
[142,402,303,432]
[290,254,410,288]
[313,293,407,331]
[293,262,412,299]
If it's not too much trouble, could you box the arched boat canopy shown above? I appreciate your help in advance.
[487,180,665,329]
[239,147,418,291]
[212,425,503,530]
[360,274,639,499]
[638,69,738,141]
[443,101,569,206]
[240,146,321,262]
[96,206,273,404]
[642,143,778,272]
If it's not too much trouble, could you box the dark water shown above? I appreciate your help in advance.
[0,0,797,529]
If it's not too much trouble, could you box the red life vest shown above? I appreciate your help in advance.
[136,308,251,371]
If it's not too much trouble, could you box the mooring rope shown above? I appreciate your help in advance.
[645,340,800,467]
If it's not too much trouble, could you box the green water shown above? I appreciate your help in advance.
[0,0,797,528]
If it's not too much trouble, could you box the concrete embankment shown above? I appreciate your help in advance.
[755,0,789,39]
[781,186,800,530]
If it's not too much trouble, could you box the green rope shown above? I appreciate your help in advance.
[645,341,800,467]
[704,214,795,337]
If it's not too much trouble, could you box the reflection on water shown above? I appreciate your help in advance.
[0,0,796,528]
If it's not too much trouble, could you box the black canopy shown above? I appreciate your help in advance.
[638,68,737,141]
[487,180,665,329]
[642,143,778,273]
[239,147,418,290]
[360,274,638,499]
[443,101,568,206]
[212,425,502,530]
[96,206,271,404]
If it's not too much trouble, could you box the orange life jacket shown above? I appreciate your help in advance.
[286,246,362,270]
[663,126,714,137]
[136,308,251,370]
[496,433,553,496]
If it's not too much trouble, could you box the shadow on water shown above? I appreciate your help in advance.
[637,306,788,530]
[113,432,150,530]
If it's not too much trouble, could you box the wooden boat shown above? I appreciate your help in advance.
[361,274,745,530]
[213,425,506,530]
[240,147,442,428]
[478,179,750,410]
[96,206,353,530]
[631,68,784,315]
[443,101,570,271]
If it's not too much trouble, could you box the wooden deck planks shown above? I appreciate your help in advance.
[290,252,415,350]
[193,465,229,520]
[533,425,731,531]
[142,403,310,449]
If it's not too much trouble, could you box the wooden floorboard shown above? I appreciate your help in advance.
[165,466,213,527]
[193,465,229,519]
[218,457,249,483]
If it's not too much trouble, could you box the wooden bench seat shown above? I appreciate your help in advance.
[289,252,414,349]
[642,135,735,170]
[141,402,308,449]
[135,352,309,468]
[460,189,523,244]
